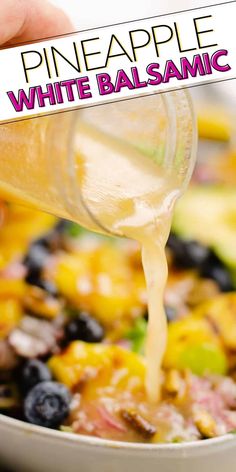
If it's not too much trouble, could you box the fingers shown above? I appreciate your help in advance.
[0,0,73,46]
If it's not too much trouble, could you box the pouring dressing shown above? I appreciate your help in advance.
[0,91,197,402]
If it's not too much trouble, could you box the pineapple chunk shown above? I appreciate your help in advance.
[54,243,145,331]
[193,292,236,350]
[49,341,145,395]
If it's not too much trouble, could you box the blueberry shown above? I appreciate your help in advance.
[24,244,50,285]
[31,221,68,250]
[31,235,52,250]
[32,227,65,253]
[35,280,58,297]
[165,305,176,322]
[167,234,210,269]
[65,312,105,343]
[18,360,52,395]
[209,266,234,292]
[24,381,71,428]
[167,233,184,258]
[54,219,71,233]
[168,234,234,292]
[184,241,210,268]
[200,253,234,292]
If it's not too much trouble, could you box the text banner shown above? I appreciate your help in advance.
[0,1,236,122]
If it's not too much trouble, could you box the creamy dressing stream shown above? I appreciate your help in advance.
[75,122,180,403]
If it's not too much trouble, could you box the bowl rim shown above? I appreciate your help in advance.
[0,413,235,452]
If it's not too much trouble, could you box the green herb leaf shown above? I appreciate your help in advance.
[126,317,147,354]
[60,426,73,433]
[65,222,86,238]
[171,437,184,443]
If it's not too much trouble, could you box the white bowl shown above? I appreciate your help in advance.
[0,414,236,472]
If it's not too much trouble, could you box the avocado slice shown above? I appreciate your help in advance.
[173,185,236,270]
[164,315,227,375]
[178,343,227,376]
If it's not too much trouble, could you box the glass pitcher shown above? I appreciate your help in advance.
[0,90,197,234]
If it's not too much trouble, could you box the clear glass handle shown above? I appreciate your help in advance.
[62,90,197,234]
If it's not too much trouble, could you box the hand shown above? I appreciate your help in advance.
[0,0,73,46]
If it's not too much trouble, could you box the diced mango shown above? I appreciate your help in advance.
[49,341,145,395]
[164,317,223,372]
[192,292,236,350]
[0,279,26,299]
[54,251,92,307]
[0,204,56,268]
[198,107,231,141]
[54,242,146,333]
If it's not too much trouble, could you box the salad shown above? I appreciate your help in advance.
[1,108,236,443]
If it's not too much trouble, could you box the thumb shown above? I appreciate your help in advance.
[0,0,73,46]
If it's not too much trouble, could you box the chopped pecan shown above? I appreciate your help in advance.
[0,340,18,370]
[164,369,184,397]
[0,384,19,409]
[23,285,62,319]
[9,315,63,358]
[187,279,219,307]
[121,409,156,439]
[193,409,217,439]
